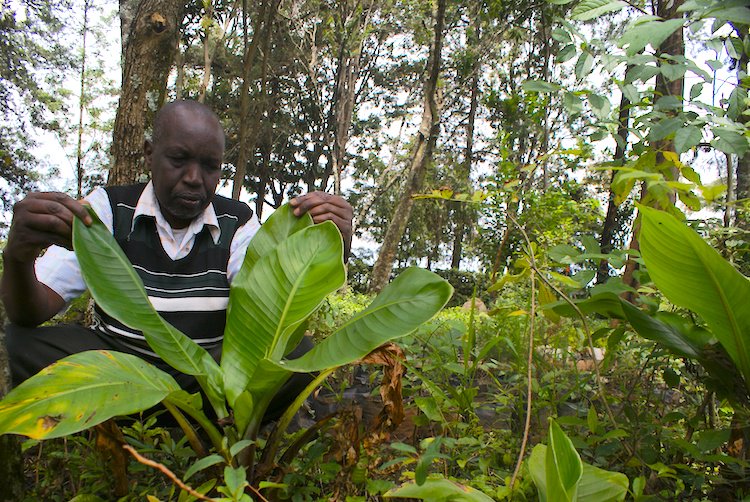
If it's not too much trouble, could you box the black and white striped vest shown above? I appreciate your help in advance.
[92,183,253,359]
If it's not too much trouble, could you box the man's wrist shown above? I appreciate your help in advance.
[2,246,36,267]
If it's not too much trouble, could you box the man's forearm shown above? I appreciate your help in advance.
[1,252,62,326]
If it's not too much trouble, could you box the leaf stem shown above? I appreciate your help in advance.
[259,368,335,471]
[164,397,227,460]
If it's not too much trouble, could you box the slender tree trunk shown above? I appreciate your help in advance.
[738,153,750,229]
[232,0,279,200]
[198,1,215,103]
[596,69,631,284]
[451,12,480,270]
[622,0,684,295]
[369,0,446,293]
[330,0,374,195]
[539,8,550,190]
[0,303,23,500]
[109,0,187,186]
[76,0,91,199]
[726,152,735,228]
[174,37,185,97]
[733,24,750,230]
[354,117,407,225]
[198,1,240,103]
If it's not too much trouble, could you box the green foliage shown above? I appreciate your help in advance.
[528,420,627,502]
[384,476,495,501]
[0,1,72,213]
[0,203,452,496]
[0,351,180,439]
[639,206,750,392]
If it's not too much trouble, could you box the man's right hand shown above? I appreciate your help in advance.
[4,192,92,263]
[1,192,92,326]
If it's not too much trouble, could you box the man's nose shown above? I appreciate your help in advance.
[183,161,201,185]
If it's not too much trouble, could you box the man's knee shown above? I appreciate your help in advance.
[4,323,101,388]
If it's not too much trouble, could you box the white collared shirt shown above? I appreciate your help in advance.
[35,182,260,303]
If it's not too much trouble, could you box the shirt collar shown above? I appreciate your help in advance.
[132,181,221,244]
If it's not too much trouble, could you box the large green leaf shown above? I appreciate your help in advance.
[618,18,684,56]
[280,268,453,373]
[235,204,312,283]
[547,419,583,502]
[221,221,345,405]
[577,464,628,502]
[530,444,627,502]
[384,478,494,501]
[571,0,627,20]
[72,208,219,382]
[0,350,179,439]
[620,301,709,360]
[639,206,750,389]
[550,292,626,320]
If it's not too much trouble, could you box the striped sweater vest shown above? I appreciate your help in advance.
[92,183,253,359]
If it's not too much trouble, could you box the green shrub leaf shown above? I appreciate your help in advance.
[221,221,345,405]
[0,350,178,439]
[72,208,220,383]
[384,477,494,501]
[639,205,750,390]
[547,419,583,502]
[280,268,453,372]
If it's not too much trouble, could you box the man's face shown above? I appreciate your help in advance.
[145,107,225,229]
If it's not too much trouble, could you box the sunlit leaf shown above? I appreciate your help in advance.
[571,0,627,20]
[222,220,345,405]
[281,268,452,372]
[0,351,178,439]
[711,129,749,157]
[674,126,702,153]
[639,206,750,391]
[563,91,583,114]
[72,208,221,393]
[523,80,562,93]
[618,18,684,56]
[384,477,494,501]
[575,52,594,81]
[546,419,583,501]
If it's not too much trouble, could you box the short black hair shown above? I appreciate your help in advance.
[151,100,224,145]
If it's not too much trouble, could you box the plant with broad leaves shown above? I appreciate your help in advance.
[0,203,453,495]
[528,419,629,502]
[552,205,750,404]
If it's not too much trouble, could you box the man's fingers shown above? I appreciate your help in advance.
[47,192,92,226]
[291,192,351,216]
[5,192,88,261]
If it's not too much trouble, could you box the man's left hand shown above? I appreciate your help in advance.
[290,192,353,259]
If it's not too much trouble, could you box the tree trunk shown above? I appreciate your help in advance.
[108,0,187,186]
[368,0,446,293]
[76,0,91,199]
[733,23,750,230]
[119,0,138,60]
[621,0,684,295]
[330,0,374,195]
[451,10,480,270]
[0,307,23,501]
[596,68,631,284]
[232,0,279,201]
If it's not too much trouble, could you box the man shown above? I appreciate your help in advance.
[1,100,353,401]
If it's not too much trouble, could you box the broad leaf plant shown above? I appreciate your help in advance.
[0,203,453,484]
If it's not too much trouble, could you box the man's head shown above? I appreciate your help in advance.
[145,100,225,229]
